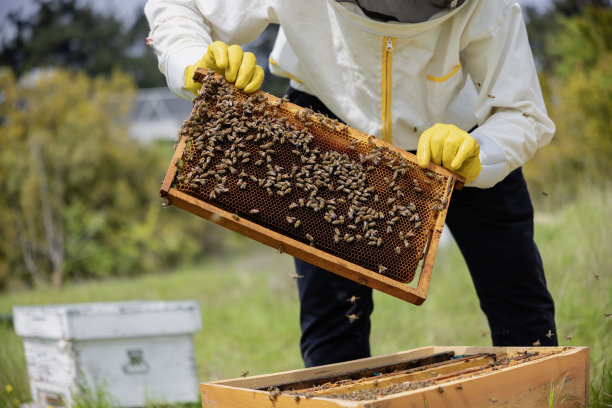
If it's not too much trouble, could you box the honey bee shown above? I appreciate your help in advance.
[347,295,360,304]
[606,312,611,318]
[249,209,260,214]
[545,330,554,339]
[346,313,359,323]
[289,272,304,279]
[278,245,284,254]
[268,387,281,402]
[565,335,572,341]
[487,94,495,99]
[305,233,314,242]
[378,265,387,274]
[232,213,240,221]
[593,273,600,280]
[241,371,249,377]
[532,339,541,347]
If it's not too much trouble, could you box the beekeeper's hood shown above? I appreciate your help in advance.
[338,0,467,23]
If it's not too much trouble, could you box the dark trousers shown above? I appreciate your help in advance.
[287,87,557,368]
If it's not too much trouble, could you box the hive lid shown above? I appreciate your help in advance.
[13,300,202,340]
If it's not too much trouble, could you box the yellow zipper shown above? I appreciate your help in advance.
[381,36,395,144]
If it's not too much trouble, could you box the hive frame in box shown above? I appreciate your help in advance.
[200,346,589,408]
[160,69,464,305]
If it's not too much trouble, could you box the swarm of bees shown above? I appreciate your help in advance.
[173,71,452,283]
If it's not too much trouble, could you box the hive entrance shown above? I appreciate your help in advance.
[161,70,463,303]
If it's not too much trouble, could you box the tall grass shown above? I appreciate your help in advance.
[0,184,610,407]
[0,322,30,408]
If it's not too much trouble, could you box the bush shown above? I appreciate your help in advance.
[0,68,222,290]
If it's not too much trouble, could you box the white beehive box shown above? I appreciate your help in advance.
[13,301,202,407]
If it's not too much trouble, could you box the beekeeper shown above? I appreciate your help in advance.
[145,0,558,367]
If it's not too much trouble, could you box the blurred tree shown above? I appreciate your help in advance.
[524,0,611,73]
[0,68,218,290]
[524,7,612,197]
[0,0,165,88]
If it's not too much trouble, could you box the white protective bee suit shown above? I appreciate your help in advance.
[145,0,555,189]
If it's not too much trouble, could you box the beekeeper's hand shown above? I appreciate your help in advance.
[184,41,265,95]
[417,123,481,183]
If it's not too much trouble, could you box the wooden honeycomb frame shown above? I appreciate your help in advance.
[160,69,465,305]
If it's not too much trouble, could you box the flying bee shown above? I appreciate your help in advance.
[487,94,495,99]
[606,312,611,318]
[241,371,249,377]
[565,335,572,341]
[593,273,600,280]
[347,295,360,304]
[289,272,304,279]
[545,330,554,339]
[346,313,359,323]
[532,339,541,347]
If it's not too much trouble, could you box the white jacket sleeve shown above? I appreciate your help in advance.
[462,2,555,188]
[145,0,277,99]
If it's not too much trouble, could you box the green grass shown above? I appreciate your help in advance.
[1,185,610,407]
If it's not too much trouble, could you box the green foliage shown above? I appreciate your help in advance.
[71,378,116,408]
[547,7,612,80]
[0,322,30,408]
[0,68,220,289]
[0,0,165,88]
[524,7,612,201]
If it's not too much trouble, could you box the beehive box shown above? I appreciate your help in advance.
[13,301,202,407]
[200,346,589,408]
[161,70,465,305]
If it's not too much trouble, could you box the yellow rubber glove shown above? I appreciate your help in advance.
[184,41,265,96]
[417,123,481,183]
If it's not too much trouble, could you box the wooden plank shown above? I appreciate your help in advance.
[201,384,360,408]
[265,351,455,391]
[416,175,458,299]
[200,347,589,408]
[160,137,187,197]
[361,347,589,408]
[308,354,496,397]
[206,347,436,389]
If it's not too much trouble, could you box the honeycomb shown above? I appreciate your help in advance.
[169,70,457,284]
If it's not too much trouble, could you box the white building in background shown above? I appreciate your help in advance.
[129,87,193,142]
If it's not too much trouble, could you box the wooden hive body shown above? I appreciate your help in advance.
[200,346,589,408]
[161,70,465,304]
